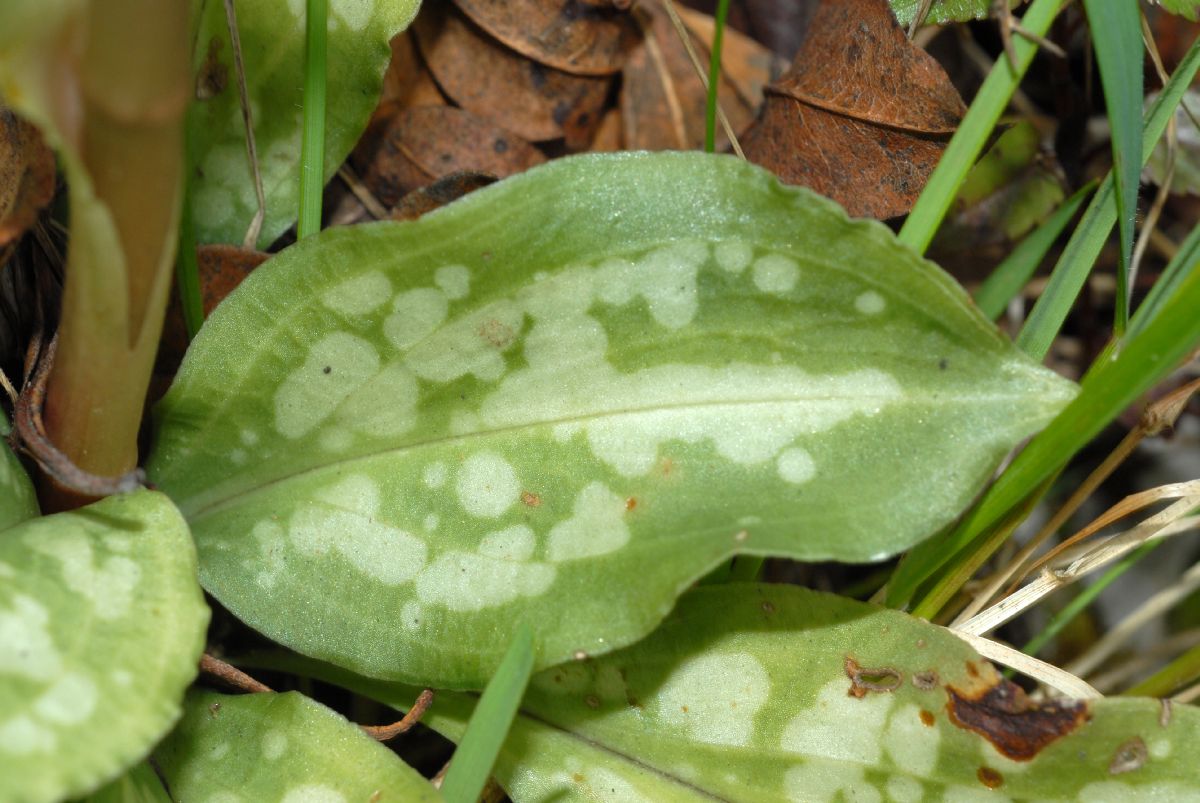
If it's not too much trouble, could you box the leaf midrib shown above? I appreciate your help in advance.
[180,390,1051,522]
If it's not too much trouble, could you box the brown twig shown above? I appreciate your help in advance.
[13,332,144,496]
[360,691,436,739]
[360,689,434,741]
[199,653,274,694]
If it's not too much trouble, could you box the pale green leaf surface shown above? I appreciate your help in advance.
[0,491,209,803]
[0,419,39,531]
[154,689,441,802]
[149,152,1076,688]
[889,0,1007,26]
[280,585,1200,803]
[78,761,171,803]
[1155,0,1200,21]
[187,0,418,248]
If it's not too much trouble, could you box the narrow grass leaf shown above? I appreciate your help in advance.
[704,0,731,154]
[973,181,1095,320]
[897,0,1064,255]
[298,0,328,239]
[1016,37,1200,360]
[1082,0,1143,334]
[441,624,535,803]
[1129,217,1200,339]
[890,252,1200,608]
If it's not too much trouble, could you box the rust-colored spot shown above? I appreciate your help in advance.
[369,791,382,803]
[196,36,228,100]
[965,661,980,678]
[1109,736,1148,775]
[521,490,542,507]
[977,766,1003,789]
[625,496,637,511]
[912,670,939,691]
[681,705,689,713]
[584,695,600,710]
[844,657,902,698]
[572,772,585,783]
[946,678,1091,761]
[478,318,515,348]
[919,709,935,727]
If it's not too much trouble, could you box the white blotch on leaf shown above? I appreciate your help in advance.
[715,240,752,273]
[884,704,939,776]
[456,452,520,518]
[0,715,55,755]
[322,271,391,315]
[423,514,439,532]
[25,531,140,620]
[331,0,375,31]
[435,264,471,299]
[781,677,892,764]
[886,776,923,803]
[262,729,287,760]
[274,332,380,439]
[406,300,523,383]
[777,447,816,484]
[855,291,886,315]
[594,241,708,329]
[415,551,555,611]
[385,288,448,350]
[752,254,799,294]
[280,785,346,803]
[251,520,286,590]
[652,653,770,746]
[0,595,60,679]
[783,761,880,803]
[479,524,537,562]
[547,483,629,562]
[290,475,426,585]
[423,462,447,488]
[33,672,97,725]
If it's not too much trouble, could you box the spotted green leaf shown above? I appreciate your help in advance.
[0,491,209,803]
[0,418,38,530]
[299,585,1200,803]
[148,152,1076,688]
[80,761,171,803]
[889,0,1010,26]
[154,689,442,802]
[1154,0,1200,21]
[187,0,418,248]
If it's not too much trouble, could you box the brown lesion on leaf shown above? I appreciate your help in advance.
[624,496,637,511]
[912,670,939,691]
[919,709,935,727]
[946,676,1091,761]
[195,36,228,100]
[521,490,542,507]
[977,766,1003,789]
[478,318,516,349]
[844,656,902,698]
[1108,736,1148,775]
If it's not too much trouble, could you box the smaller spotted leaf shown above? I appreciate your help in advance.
[188,0,419,248]
[0,491,209,803]
[888,0,1011,26]
[153,689,442,802]
[294,585,1200,803]
[0,417,38,530]
[149,152,1076,688]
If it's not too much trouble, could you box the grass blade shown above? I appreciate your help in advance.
[297,0,327,239]
[890,254,1200,609]
[1129,218,1200,339]
[973,182,1096,320]
[703,0,731,153]
[1081,0,1143,335]
[440,624,535,803]
[898,0,1065,255]
[1015,37,1200,360]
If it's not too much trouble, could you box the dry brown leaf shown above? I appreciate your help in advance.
[352,105,546,207]
[415,4,610,149]
[675,5,782,113]
[0,109,56,249]
[742,0,965,219]
[620,2,775,151]
[390,171,498,221]
[453,0,639,75]
[380,32,450,111]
